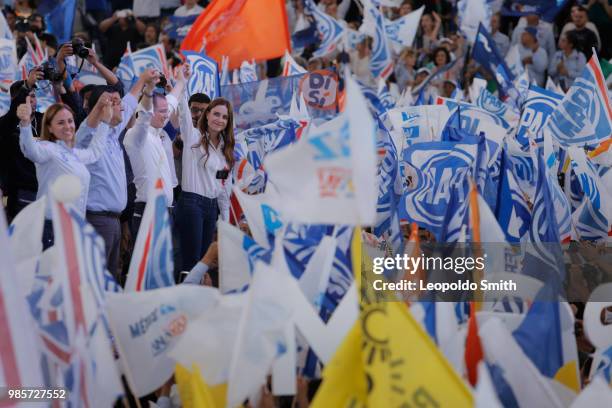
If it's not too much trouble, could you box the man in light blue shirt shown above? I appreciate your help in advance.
[76,70,157,279]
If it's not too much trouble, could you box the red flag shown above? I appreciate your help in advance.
[180,0,290,70]
[464,302,484,386]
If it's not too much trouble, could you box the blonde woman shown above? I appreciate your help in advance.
[17,94,113,248]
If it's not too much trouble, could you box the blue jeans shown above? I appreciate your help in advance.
[175,192,218,272]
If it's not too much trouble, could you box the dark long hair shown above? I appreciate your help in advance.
[195,98,235,169]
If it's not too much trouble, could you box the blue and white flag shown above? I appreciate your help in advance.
[517,85,563,148]
[458,0,492,44]
[384,6,424,52]
[399,139,478,240]
[282,50,307,76]
[125,178,175,291]
[237,118,298,171]
[501,0,571,23]
[568,146,612,241]
[0,8,12,40]
[182,51,220,99]
[362,0,394,79]
[131,44,171,79]
[496,150,531,242]
[374,125,402,253]
[473,86,520,130]
[546,53,612,147]
[264,75,378,225]
[304,0,345,58]
[0,38,17,115]
[116,43,136,90]
[43,0,76,43]
[472,23,515,95]
[163,15,198,41]
[239,60,258,83]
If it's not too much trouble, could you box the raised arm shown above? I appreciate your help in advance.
[86,47,120,86]
[99,13,118,33]
[124,73,158,148]
[174,65,199,144]
[17,97,52,163]
[74,93,112,164]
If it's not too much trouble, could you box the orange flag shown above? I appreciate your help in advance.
[180,0,290,70]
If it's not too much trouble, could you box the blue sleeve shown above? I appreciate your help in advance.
[182,262,209,285]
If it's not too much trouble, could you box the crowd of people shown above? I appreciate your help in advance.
[0,0,611,406]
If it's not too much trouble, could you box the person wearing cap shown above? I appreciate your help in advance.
[0,68,43,222]
[511,13,556,61]
[412,67,439,103]
[441,79,459,99]
[519,26,548,87]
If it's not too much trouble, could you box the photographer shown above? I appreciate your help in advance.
[98,9,146,69]
[56,40,125,113]
[0,69,43,222]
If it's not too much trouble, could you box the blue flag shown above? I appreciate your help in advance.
[472,23,515,95]
[164,15,198,41]
[182,51,220,99]
[44,0,76,44]
[496,150,531,242]
[501,0,570,23]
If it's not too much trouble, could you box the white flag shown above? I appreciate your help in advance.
[106,285,220,396]
[265,75,378,225]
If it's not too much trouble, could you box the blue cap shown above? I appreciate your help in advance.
[524,27,538,40]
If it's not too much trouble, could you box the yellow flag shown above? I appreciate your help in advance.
[313,227,473,407]
[310,323,368,408]
[175,363,227,408]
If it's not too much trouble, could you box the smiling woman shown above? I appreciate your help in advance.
[174,69,237,273]
[17,95,114,249]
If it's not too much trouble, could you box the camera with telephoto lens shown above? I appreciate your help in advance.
[39,61,63,82]
[15,17,30,33]
[72,38,89,59]
[156,74,168,88]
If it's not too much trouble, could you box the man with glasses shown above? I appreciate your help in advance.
[0,69,44,222]
[187,93,211,127]
[74,70,157,280]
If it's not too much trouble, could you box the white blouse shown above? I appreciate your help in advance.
[177,93,231,221]
[19,122,110,219]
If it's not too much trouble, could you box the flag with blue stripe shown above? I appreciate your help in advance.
[546,53,612,147]
[43,0,76,43]
[363,0,394,79]
[183,51,220,99]
[399,140,478,241]
[472,23,515,96]
[304,0,344,58]
[517,85,563,148]
[125,179,175,291]
[496,149,531,242]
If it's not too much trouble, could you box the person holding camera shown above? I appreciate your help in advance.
[174,65,235,272]
[16,94,113,248]
[98,8,146,69]
[123,68,186,238]
[0,69,43,222]
[71,69,157,280]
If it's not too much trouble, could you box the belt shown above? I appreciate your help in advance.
[86,210,122,218]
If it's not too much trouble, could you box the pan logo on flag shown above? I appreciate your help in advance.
[317,167,354,198]
[552,81,598,136]
[309,121,350,160]
[261,204,283,235]
[477,91,507,117]
[299,70,338,110]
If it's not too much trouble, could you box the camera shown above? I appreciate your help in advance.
[156,74,167,88]
[15,17,30,33]
[39,61,63,82]
[215,170,229,180]
[72,38,89,59]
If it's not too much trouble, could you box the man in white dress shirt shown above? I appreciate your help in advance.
[123,68,186,236]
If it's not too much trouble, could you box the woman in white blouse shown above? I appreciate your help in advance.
[175,66,235,271]
[17,94,113,249]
